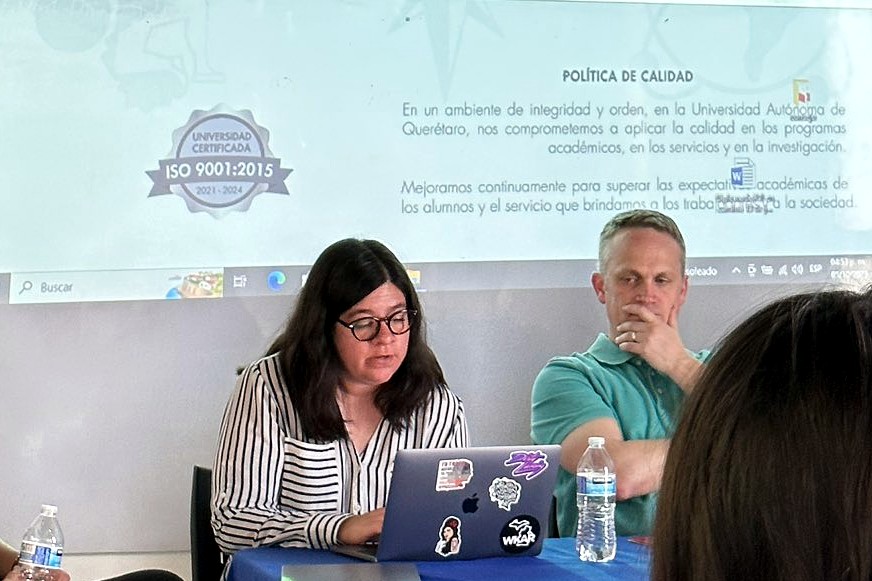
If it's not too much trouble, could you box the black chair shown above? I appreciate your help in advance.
[107,572,185,581]
[548,495,561,538]
[190,465,224,581]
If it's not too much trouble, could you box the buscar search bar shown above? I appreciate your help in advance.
[9,269,224,304]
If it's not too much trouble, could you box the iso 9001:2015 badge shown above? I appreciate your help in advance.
[147,105,292,217]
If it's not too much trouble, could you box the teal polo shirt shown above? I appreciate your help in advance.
[530,333,709,537]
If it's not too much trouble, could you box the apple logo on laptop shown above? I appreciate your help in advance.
[462,493,479,514]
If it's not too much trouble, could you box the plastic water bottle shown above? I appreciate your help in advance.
[576,436,616,562]
[18,504,64,580]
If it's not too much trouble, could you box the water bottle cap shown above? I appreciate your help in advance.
[40,504,58,517]
[587,436,605,447]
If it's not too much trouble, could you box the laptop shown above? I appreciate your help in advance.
[332,445,560,562]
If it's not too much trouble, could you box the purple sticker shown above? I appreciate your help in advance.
[504,450,549,480]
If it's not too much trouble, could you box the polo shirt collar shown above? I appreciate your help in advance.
[588,332,635,365]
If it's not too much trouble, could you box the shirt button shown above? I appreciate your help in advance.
[353,503,361,513]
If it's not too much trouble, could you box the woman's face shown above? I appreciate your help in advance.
[442,526,453,540]
[334,282,410,394]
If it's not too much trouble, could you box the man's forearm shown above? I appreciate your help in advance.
[609,438,670,500]
[665,354,704,394]
[560,420,670,501]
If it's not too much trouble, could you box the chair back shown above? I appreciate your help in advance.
[190,465,224,581]
[548,495,560,538]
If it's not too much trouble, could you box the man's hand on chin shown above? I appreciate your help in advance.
[614,304,698,385]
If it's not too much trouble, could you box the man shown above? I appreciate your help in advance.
[531,209,709,537]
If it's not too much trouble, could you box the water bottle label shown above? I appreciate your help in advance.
[578,474,616,496]
[20,542,63,568]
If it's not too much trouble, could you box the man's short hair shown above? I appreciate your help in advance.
[598,210,686,273]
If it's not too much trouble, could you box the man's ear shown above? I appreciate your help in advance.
[591,272,607,304]
[677,274,689,308]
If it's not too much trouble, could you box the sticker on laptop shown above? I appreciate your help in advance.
[499,515,540,554]
[436,458,473,491]
[434,516,462,557]
[504,449,550,480]
[488,477,522,511]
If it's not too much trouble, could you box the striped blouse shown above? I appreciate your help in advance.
[211,352,469,554]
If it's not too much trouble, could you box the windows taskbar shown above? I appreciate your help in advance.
[1,254,870,305]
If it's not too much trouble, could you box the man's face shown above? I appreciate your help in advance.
[592,227,688,339]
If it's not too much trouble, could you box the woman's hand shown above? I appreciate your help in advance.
[337,508,385,545]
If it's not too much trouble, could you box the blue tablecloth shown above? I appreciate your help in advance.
[227,537,650,581]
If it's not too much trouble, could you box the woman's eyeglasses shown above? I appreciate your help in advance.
[337,309,417,342]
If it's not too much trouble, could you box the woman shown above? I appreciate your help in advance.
[435,517,461,556]
[212,239,468,555]
[652,287,872,581]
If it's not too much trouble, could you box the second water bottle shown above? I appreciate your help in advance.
[575,436,616,562]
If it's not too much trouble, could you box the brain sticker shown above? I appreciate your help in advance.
[488,477,521,511]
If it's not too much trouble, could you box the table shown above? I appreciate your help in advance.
[227,537,650,581]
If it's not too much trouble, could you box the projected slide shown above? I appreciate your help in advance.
[1,0,870,303]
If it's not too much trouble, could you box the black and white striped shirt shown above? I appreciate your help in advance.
[211,353,469,554]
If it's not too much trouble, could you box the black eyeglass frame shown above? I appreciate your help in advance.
[336,308,418,342]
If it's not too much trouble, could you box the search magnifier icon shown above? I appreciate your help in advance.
[19,280,33,294]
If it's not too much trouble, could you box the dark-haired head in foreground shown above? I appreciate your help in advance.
[652,286,872,581]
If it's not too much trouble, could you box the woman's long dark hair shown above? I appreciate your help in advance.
[265,238,445,442]
[652,287,872,581]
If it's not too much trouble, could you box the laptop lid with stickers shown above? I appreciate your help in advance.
[335,445,560,562]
